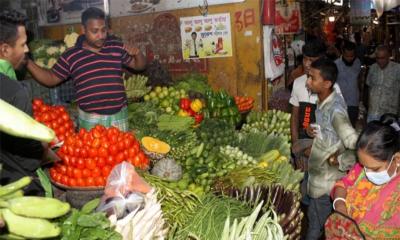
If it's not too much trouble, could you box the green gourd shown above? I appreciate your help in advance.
[1,209,61,239]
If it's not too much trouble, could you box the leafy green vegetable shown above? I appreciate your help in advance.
[36,168,52,198]
[60,204,121,240]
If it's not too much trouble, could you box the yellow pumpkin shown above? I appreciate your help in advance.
[141,136,171,154]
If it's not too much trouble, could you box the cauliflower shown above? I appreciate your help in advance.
[64,32,79,48]
[59,45,66,53]
[46,46,58,56]
[47,58,57,68]
[35,58,46,68]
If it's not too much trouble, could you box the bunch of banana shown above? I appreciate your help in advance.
[123,74,151,99]
[0,177,70,239]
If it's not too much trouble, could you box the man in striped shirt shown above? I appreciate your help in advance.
[27,7,146,131]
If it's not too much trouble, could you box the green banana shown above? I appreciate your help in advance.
[1,209,61,239]
[6,196,70,219]
[0,177,31,198]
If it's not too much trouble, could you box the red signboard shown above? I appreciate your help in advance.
[274,2,302,35]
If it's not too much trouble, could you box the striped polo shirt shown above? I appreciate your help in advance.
[52,35,132,115]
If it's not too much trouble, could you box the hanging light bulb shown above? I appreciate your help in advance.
[329,15,335,22]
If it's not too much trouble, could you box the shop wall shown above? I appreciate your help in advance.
[41,1,265,110]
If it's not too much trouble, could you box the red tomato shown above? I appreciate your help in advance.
[102,165,112,177]
[70,156,78,167]
[65,136,75,146]
[128,147,138,158]
[91,129,102,139]
[98,147,108,158]
[123,149,129,159]
[54,173,62,183]
[123,136,134,148]
[77,158,85,169]
[73,168,83,179]
[67,166,74,177]
[92,168,101,177]
[95,177,105,186]
[33,98,44,106]
[117,141,125,151]
[132,141,140,153]
[68,178,77,187]
[116,152,125,163]
[57,118,64,126]
[74,148,81,157]
[97,157,106,168]
[58,135,66,142]
[82,169,91,178]
[61,113,69,122]
[61,175,69,185]
[106,155,115,165]
[108,134,118,144]
[86,177,95,186]
[76,178,85,187]
[109,145,118,156]
[59,165,67,175]
[85,158,96,170]
[63,155,71,166]
[76,139,84,148]
[50,168,57,179]
[42,113,50,122]
[78,128,87,136]
[89,148,98,158]
[94,125,106,132]
[91,138,101,149]
[80,148,88,158]
[132,155,141,167]
[101,141,110,149]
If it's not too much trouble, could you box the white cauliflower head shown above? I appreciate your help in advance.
[47,58,57,68]
[35,58,46,68]
[46,46,58,56]
[64,32,79,48]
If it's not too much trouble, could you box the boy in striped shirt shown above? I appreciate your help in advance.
[27,7,146,131]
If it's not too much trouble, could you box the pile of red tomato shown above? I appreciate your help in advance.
[49,125,149,187]
[32,98,75,143]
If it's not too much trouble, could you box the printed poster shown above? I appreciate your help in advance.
[180,13,232,59]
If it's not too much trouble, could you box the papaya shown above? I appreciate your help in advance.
[141,136,171,154]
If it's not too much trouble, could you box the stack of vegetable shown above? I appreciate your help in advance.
[144,86,188,114]
[243,109,291,140]
[123,74,151,100]
[177,98,204,124]
[50,125,149,187]
[32,98,75,143]
[29,39,66,69]
[234,96,255,113]
[204,90,241,126]
[0,177,70,239]
[174,73,211,95]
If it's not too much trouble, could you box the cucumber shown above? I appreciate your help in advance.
[0,99,55,142]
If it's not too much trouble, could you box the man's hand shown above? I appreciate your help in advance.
[306,125,316,138]
[328,151,339,166]
[124,44,141,56]
[304,146,312,157]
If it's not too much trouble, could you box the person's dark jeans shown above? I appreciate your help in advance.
[347,106,359,127]
[306,194,332,240]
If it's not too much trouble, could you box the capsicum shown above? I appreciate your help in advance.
[179,98,191,110]
[190,99,203,113]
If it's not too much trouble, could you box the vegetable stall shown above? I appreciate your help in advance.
[0,33,304,240]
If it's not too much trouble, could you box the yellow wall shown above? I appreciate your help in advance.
[42,1,266,110]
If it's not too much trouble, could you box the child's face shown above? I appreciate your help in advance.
[306,67,332,94]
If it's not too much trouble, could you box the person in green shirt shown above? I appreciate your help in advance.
[0,10,45,195]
